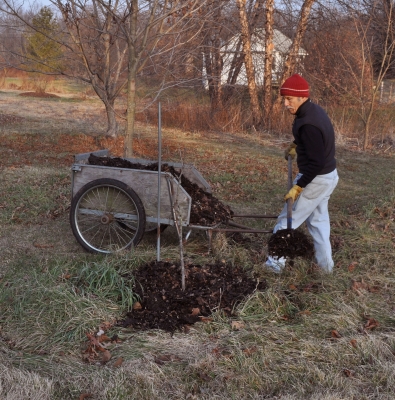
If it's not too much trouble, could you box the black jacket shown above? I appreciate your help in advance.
[292,100,336,188]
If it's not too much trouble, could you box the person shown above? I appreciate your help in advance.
[266,74,339,273]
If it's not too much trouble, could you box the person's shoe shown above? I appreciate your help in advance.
[265,256,286,273]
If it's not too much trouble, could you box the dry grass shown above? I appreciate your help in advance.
[0,86,395,399]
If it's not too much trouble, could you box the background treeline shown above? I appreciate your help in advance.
[0,0,394,153]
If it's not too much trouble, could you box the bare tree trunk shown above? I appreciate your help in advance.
[203,37,223,111]
[125,0,138,158]
[236,0,261,127]
[273,0,316,111]
[263,0,274,125]
[103,99,118,137]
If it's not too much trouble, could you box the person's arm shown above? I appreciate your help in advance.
[296,125,326,188]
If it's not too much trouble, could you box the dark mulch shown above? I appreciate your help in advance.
[19,91,60,98]
[88,154,234,226]
[267,228,314,259]
[118,261,266,333]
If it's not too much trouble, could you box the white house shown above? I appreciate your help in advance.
[203,29,307,88]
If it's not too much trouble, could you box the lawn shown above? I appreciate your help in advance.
[0,89,395,399]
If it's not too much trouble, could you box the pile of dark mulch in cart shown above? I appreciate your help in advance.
[118,260,266,332]
[88,154,233,226]
[268,228,314,259]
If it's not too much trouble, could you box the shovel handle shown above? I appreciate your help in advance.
[287,155,293,229]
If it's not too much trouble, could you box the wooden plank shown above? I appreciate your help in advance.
[71,165,191,225]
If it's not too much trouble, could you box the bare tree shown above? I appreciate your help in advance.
[236,0,261,127]
[273,0,316,111]
[306,0,395,149]
[97,0,207,156]
[0,0,128,137]
[262,0,274,123]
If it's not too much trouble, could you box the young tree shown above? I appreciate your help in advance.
[25,6,63,93]
[25,7,62,74]
[96,0,208,155]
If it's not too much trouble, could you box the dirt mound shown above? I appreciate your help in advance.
[88,154,234,226]
[268,228,314,259]
[19,92,60,98]
[118,261,266,332]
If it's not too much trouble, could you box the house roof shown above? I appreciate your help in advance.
[222,28,307,56]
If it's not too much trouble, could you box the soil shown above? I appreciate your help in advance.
[267,228,314,259]
[118,260,266,333]
[88,154,234,226]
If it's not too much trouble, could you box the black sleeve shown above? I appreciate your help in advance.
[296,124,326,188]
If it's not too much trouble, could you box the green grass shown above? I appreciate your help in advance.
[1,90,395,399]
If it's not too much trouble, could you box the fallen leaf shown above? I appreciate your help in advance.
[132,302,142,310]
[113,357,124,368]
[191,307,200,316]
[351,279,368,294]
[101,350,112,364]
[86,333,106,352]
[242,347,257,356]
[289,284,297,290]
[331,330,341,338]
[98,335,111,343]
[350,339,357,348]
[364,318,379,330]
[231,321,245,330]
[343,368,355,377]
[348,262,357,272]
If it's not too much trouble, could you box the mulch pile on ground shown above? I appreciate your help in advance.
[88,154,233,226]
[118,261,266,333]
[267,228,314,259]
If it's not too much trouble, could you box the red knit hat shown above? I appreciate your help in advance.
[280,74,309,97]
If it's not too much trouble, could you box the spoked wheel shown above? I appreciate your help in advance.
[70,178,146,254]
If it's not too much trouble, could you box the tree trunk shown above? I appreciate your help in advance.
[104,98,118,137]
[236,0,261,128]
[203,40,223,111]
[263,0,274,125]
[273,0,316,111]
[125,0,138,158]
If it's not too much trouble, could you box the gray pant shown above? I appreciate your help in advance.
[274,169,339,271]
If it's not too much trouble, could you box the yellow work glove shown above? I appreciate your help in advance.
[284,142,297,160]
[284,185,303,202]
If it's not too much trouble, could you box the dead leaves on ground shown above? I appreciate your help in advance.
[82,328,122,366]
[351,279,381,295]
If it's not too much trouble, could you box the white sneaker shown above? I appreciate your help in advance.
[265,256,286,273]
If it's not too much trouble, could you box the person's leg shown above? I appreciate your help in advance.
[268,170,339,271]
[305,197,333,271]
[305,173,339,271]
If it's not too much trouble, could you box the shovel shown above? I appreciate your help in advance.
[287,155,293,229]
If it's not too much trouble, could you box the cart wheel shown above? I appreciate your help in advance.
[70,178,146,254]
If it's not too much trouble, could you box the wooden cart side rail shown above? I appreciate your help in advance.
[72,150,212,194]
[71,164,192,226]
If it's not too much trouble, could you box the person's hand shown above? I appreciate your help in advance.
[284,142,297,160]
[284,185,303,202]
